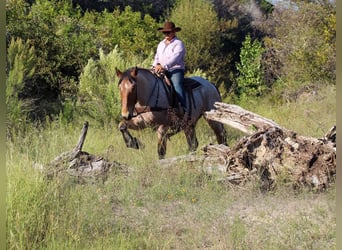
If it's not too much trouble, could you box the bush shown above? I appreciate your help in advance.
[6,37,36,132]
[236,34,266,99]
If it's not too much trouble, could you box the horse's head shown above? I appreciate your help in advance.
[116,67,138,120]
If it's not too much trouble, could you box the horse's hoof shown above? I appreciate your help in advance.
[118,121,127,131]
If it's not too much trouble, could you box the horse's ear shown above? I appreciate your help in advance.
[130,66,138,78]
[115,67,122,78]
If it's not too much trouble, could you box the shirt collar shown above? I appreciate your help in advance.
[163,36,177,44]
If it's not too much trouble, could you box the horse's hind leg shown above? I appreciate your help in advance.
[184,125,199,152]
[207,119,227,145]
[157,125,168,159]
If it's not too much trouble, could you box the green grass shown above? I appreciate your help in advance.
[7,85,336,249]
[240,84,336,138]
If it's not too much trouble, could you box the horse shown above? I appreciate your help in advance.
[116,66,227,159]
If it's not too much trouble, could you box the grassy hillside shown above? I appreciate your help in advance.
[7,85,336,249]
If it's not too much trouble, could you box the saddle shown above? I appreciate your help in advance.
[151,70,201,117]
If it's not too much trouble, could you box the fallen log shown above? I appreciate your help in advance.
[202,102,336,191]
[205,102,286,135]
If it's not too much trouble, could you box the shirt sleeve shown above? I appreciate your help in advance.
[152,41,163,67]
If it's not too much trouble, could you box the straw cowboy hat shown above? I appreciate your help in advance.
[157,21,182,32]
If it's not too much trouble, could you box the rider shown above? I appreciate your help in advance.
[152,21,187,116]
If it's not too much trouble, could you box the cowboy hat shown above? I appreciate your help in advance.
[157,21,181,32]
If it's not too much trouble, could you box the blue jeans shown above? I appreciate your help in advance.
[169,69,186,112]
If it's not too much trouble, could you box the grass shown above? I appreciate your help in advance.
[241,84,336,138]
[7,84,336,249]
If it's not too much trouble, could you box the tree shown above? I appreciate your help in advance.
[236,34,266,98]
[6,0,160,122]
[258,0,336,98]
[168,0,228,84]
[7,0,87,120]
[6,38,36,130]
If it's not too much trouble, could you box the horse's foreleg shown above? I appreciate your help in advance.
[157,125,168,159]
[184,125,198,152]
[118,121,140,149]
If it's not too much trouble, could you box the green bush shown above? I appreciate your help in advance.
[168,0,230,88]
[236,34,266,99]
[6,37,36,131]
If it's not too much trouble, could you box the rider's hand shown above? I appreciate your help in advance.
[155,64,164,73]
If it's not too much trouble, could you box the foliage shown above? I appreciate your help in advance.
[6,0,160,122]
[6,37,36,131]
[168,0,231,89]
[85,6,159,58]
[170,0,220,71]
[210,0,271,81]
[236,34,266,99]
[258,1,336,98]
[7,0,85,120]
[72,0,176,20]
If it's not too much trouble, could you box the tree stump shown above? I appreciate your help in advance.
[46,121,127,182]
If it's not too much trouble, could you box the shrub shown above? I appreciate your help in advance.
[6,38,36,132]
[236,34,266,99]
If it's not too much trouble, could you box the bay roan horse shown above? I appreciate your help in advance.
[116,66,227,159]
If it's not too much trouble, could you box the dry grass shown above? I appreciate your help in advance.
[6,84,336,249]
